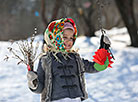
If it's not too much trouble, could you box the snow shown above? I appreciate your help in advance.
[0,27,138,102]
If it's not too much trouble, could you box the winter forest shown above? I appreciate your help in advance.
[0,0,138,102]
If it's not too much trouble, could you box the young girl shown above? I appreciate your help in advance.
[27,18,111,102]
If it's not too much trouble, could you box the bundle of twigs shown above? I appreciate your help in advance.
[5,33,41,71]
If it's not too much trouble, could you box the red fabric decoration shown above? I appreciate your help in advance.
[27,64,31,71]
[93,48,114,68]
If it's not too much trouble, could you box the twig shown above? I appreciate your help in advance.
[6,30,41,71]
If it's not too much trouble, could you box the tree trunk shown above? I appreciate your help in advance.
[51,0,63,20]
[73,0,95,37]
[115,0,138,47]
[41,0,63,27]
[41,0,48,27]
[83,14,95,37]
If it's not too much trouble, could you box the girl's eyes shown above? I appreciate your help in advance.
[70,38,74,40]
[63,37,73,41]
[63,37,67,39]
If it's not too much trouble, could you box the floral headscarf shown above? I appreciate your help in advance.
[44,18,77,52]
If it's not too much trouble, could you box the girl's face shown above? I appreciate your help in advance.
[63,29,74,51]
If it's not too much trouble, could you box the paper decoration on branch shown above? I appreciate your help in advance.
[93,48,114,68]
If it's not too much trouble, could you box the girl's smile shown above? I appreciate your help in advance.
[63,29,74,51]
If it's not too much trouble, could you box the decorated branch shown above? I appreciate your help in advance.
[5,28,42,71]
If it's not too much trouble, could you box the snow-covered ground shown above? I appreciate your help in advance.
[0,27,138,102]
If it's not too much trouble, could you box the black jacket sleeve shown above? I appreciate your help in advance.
[30,59,45,93]
[82,58,99,73]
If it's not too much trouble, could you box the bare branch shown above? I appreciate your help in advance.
[4,55,9,61]
[7,33,41,71]
[8,47,27,65]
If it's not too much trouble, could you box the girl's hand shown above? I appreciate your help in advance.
[99,35,111,50]
[94,57,109,71]
[27,71,38,89]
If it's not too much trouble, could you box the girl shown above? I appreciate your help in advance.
[27,18,111,102]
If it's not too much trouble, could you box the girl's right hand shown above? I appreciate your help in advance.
[27,71,38,89]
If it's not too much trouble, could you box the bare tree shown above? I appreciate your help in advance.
[41,0,63,27]
[52,0,64,20]
[115,0,138,47]
[81,0,96,37]
[41,0,48,27]
[72,0,96,37]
